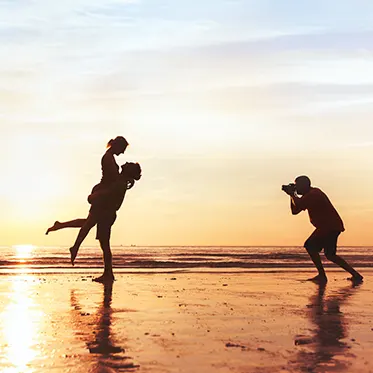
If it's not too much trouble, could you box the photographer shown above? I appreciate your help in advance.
[283,175,363,283]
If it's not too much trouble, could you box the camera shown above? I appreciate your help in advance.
[282,183,296,194]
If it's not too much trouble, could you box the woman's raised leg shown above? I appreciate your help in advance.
[46,219,87,235]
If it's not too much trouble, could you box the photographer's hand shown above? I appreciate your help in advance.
[283,188,295,196]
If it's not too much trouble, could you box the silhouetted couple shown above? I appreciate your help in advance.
[46,136,141,283]
[283,176,363,283]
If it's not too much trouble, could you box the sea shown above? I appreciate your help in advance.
[0,245,372,274]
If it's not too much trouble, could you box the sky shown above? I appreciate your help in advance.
[1,0,373,246]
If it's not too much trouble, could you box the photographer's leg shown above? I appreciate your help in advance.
[324,232,363,282]
[304,233,327,282]
[325,254,363,281]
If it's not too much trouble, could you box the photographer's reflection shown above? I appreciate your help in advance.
[295,282,361,372]
[70,282,138,371]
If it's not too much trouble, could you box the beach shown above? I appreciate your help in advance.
[1,269,373,373]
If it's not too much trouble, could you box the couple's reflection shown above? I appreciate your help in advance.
[70,282,138,371]
[295,281,362,372]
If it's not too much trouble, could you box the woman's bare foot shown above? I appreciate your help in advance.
[92,274,115,283]
[307,274,328,283]
[69,246,78,266]
[46,221,62,235]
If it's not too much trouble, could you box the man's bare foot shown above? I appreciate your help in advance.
[307,275,328,283]
[92,274,115,283]
[348,274,363,283]
[69,246,78,266]
[46,221,62,235]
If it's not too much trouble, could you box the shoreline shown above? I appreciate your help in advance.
[0,266,372,274]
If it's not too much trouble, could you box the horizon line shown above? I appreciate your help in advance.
[8,244,373,249]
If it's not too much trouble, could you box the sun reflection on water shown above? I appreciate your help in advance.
[12,245,35,262]
[1,275,41,373]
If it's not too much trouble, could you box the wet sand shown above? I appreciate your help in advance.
[0,270,373,373]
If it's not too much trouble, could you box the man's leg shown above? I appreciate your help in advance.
[324,234,363,281]
[101,237,114,279]
[93,236,114,283]
[325,254,363,281]
[304,232,327,282]
[93,214,116,283]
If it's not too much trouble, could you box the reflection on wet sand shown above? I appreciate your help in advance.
[295,282,362,372]
[0,275,41,373]
[70,282,139,372]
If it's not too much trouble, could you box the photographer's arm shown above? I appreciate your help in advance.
[283,188,303,214]
[290,194,303,215]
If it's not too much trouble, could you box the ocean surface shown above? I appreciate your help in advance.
[0,245,372,273]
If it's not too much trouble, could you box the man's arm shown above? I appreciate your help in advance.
[87,178,125,205]
[290,194,303,215]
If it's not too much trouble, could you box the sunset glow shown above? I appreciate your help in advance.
[1,1,373,246]
[0,4,372,373]
[13,245,35,261]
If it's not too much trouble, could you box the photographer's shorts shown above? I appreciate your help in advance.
[96,210,117,242]
[304,229,341,256]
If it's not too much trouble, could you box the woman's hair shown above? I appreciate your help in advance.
[121,162,142,181]
[107,136,129,150]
